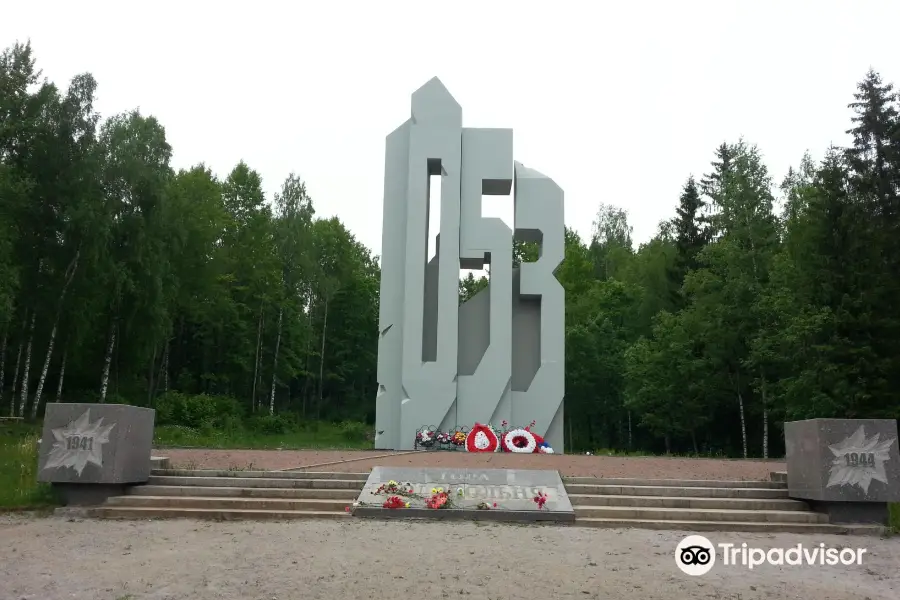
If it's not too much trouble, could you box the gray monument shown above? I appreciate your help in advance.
[784,418,900,524]
[375,77,565,452]
[38,403,155,505]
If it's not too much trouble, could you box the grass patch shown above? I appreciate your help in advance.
[889,503,900,534]
[0,422,58,509]
[153,421,374,450]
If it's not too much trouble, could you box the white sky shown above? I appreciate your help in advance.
[4,0,899,259]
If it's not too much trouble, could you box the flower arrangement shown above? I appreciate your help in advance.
[383,495,410,509]
[415,428,436,448]
[451,430,467,446]
[374,480,419,498]
[475,501,498,510]
[426,487,453,509]
[533,490,548,510]
[415,421,554,454]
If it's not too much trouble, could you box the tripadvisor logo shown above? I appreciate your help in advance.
[675,535,868,575]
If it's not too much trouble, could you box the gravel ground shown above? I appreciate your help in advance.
[159,448,786,480]
[1,515,897,600]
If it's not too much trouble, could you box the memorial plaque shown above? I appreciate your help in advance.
[38,403,155,485]
[351,466,574,523]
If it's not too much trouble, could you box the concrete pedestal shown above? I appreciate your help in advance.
[784,418,899,525]
[38,403,155,505]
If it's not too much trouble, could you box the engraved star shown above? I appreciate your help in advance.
[826,425,896,495]
[42,409,116,476]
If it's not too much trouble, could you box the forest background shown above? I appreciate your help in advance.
[2,41,899,468]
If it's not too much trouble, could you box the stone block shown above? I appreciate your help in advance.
[784,418,900,502]
[352,466,574,523]
[38,403,155,485]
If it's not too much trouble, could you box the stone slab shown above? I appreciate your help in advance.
[351,466,574,523]
[784,418,900,502]
[38,403,155,485]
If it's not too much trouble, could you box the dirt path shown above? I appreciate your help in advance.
[1,515,896,600]
[159,448,786,480]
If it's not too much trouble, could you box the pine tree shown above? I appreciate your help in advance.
[846,69,899,217]
[667,176,707,307]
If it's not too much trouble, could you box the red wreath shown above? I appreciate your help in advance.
[466,423,499,452]
[531,433,545,453]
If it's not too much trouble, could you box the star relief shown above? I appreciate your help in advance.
[826,425,896,495]
[42,409,116,476]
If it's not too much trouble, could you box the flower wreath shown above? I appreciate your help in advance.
[502,427,537,453]
[465,423,499,452]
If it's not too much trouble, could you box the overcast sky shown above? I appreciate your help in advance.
[4,1,900,261]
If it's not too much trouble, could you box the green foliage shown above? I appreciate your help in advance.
[0,42,898,462]
[246,413,293,435]
[0,423,57,508]
[154,392,243,430]
[153,419,371,450]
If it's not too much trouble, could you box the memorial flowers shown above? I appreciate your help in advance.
[502,428,538,453]
[416,428,436,448]
[415,420,554,454]
[426,487,453,509]
[533,490,548,510]
[465,423,500,453]
[382,495,409,509]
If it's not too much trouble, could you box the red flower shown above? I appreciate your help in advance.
[382,495,406,509]
[533,491,548,510]
[345,506,351,512]
[493,502,497,507]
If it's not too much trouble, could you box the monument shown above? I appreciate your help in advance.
[374,77,565,452]
[784,418,900,524]
[38,403,156,505]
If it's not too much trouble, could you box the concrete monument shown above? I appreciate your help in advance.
[375,77,565,451]
[784,418,900,524]
[38,403,155,505]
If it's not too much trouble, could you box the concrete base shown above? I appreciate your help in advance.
[352,466,575,524]
[807,500,890,525]
[52,482,129,506]
[353,505,573,523]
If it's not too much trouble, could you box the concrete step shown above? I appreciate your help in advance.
[128,485,359,500]
[150,457,171,470]
[563,477,785,489]
[574,517,886,535]
[564,483,789,499]
[770,471,787,483]
[147,476,365,490]
[573,505,827,523]
[89,506,349,521]
[106,495,349,512]
[568,494,809,511]
[151,469,369,480]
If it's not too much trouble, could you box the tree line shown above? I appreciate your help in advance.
[1,41,897,456]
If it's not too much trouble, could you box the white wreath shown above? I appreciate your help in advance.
[503,428,537,453]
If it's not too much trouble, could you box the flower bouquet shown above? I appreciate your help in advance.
[415,426,437,449]
[450,428,468,448]
[426,487,453,509]
[436,431,452,449]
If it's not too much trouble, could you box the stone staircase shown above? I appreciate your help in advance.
[563,475,884,534]
[88,469,366,520]
[86,468,885,534]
